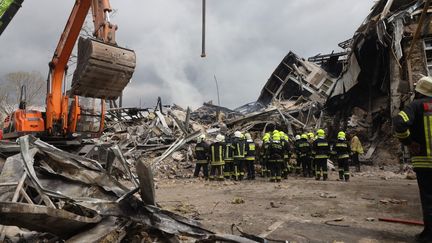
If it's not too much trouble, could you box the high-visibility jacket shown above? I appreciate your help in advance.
[210,142,225,166]
[233,138,246,159]
[334,139,350,159]
[393,97,432,169]
[350,136,364,154]
[224,138,234,162]
[195,141,209,164]
[295,138,311,157]
[245,140,256,160]
[313,137,330,159]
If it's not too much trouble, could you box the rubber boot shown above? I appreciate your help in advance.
[338,170,344,180]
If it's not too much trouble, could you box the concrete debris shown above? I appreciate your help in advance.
[231,197,245,204]
[0,135,259,242]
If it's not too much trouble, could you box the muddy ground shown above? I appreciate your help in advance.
[156,166,422,243]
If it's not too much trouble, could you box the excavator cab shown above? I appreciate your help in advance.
[67,96,105,139]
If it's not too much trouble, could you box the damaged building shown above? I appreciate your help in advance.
[327,0,432,133]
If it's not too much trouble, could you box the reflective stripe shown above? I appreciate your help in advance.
[196,160,208,164]
[336,143,348,147]
[394,130,410,139]
[412,156,432,168]
[245,157,255,161]
[338,154,350,159]
[399,111,409,122]
[317,143,329,147]
[249,144,256,151]
[196,147,204,151]
[315,155,329,159]
[211,145,224,163]
[424,115,432,156]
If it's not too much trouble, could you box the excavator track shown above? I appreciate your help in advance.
[71,37,136,100]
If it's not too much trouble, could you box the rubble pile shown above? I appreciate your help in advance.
[0,136,262,242]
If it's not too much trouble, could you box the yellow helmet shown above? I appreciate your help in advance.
[308,132,314,139]
[301,134,308,139]
[272,133,281,141]
[337,131,346,139]
[317,129,325,137]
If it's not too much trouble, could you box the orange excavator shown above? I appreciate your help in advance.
[2,0,136,144]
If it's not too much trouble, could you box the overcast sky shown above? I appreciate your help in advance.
[0,0,374,109]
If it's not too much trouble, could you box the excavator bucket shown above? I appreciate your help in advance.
[71,37,136,100]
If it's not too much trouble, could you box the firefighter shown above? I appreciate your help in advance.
[268,131,284,182]
[280,131,290,179]
[308,132,316,175]
[193,134,209,179]
[261,133,271,177]
[244,133,256,180]
[334,131,350,182]
[292,134,302,175]
[350,134,364,172]
[224,134,235,179]
[313,129,331,181]
[209,134,225,181]
[297,134,313,177]
[392,76,432,242]
[233,131,246,180]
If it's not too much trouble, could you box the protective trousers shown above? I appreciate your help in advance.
[416,170,432,237]
[261,157,268,177]
[246,159,255,179]
[210,165,224,181]
[234,158,244,180]
[224,160,234,179]
[315,158,328,181]
[338,158,350,181]
[269,160,282,182]
[353,152,361,172]
[295,159,302,174]
[281,160,288,179]
[193,162,208,178]
[300,156,312,177]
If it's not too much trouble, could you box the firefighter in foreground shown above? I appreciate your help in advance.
[193,134,209,179]
[245,133,256,180]
[313,129,330,181]
[209,134,225,181]
[393,76,432,242]
[333,131,350,182]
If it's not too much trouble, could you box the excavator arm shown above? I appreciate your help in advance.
[47,0,135,136]
[3,0,135,141]
[0,0,23,36]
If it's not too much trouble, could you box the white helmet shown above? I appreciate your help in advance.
[295,135,301,140]
[216,134,224,142]
[416,76,432,97]
[245,133,252,141]
[197,134,205,143]
[234,131,242,138]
